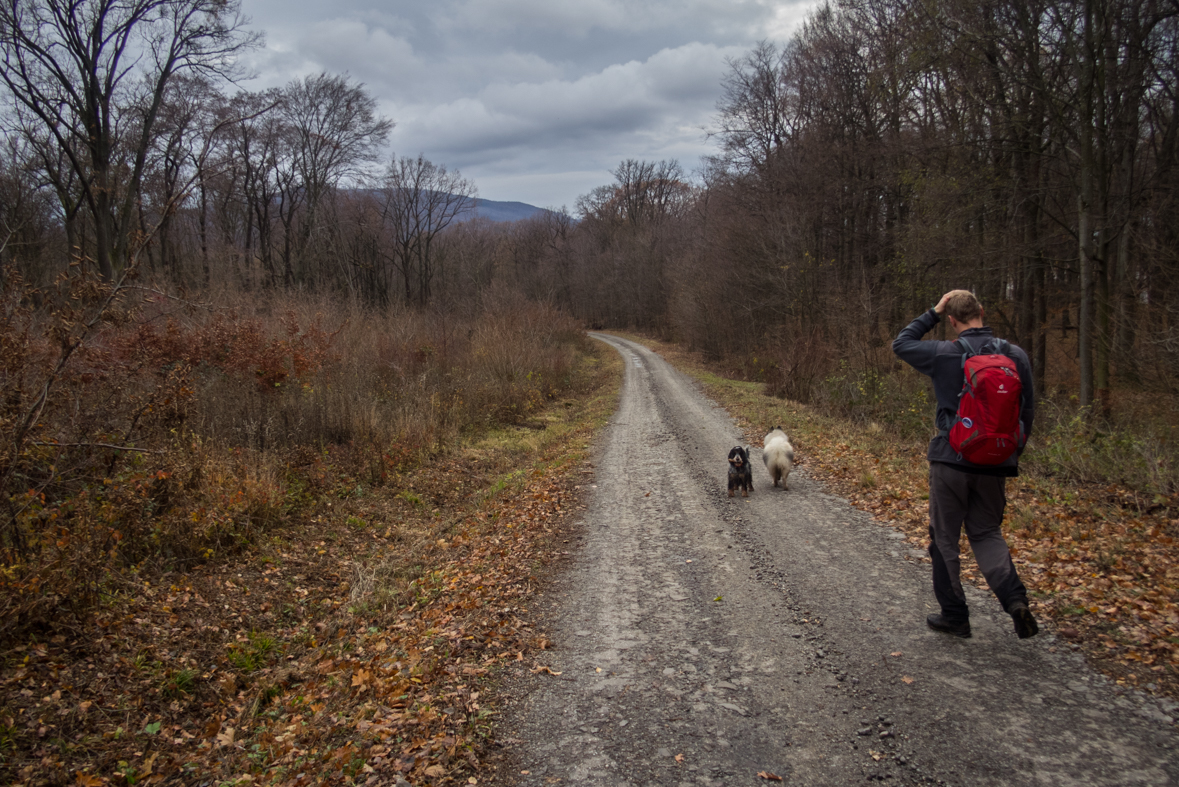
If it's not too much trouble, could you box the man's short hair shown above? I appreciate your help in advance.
[946,290,982,323]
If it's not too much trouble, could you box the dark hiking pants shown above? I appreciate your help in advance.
[928,462,1028,623]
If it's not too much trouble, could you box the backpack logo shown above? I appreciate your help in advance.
[945,339,1025,465]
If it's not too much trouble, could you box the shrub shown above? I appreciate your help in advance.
[1028,397,1178,498]
[0,279,591,644]
[761,327,834,404]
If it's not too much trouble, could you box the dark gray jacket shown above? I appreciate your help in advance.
[892,308,1034,477]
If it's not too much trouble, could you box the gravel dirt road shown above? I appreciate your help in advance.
[491,334,1178,786]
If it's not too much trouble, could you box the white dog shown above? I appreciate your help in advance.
[762,426,795,489]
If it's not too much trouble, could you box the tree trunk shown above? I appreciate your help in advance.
[199,181,210,287]
[1077,0,1096,409]
[1096,231,1112,415]
[93,178,116,281]
[1114,224,1137,383]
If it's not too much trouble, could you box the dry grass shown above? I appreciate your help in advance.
[0,314,622,786]
[0,277,589,646]
[184,289,584,454]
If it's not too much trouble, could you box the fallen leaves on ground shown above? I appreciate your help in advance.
[810,454,1179,696]
[0,353,621,786]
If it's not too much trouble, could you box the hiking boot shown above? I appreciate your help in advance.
[926,613,971,638]
[1009,601,1039,639]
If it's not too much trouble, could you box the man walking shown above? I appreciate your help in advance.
[892,290,1039,639]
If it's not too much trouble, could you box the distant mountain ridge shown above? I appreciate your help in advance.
[465,197,554,223]
[344,189,554,224]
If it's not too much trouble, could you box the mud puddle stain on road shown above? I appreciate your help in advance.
[492,334,1178,787]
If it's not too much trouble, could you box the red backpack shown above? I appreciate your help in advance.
[945,339,1026,464]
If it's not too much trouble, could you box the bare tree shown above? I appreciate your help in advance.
[377,154,476,306]
[221,88,285,288]
[569,159,694,330]
[0,131,59,280]
[281,72,393,285]
[140,73,223,280]
[0,0,260,281]
[712,41,796,178]
[613,159,690,228]
[2,115,84,273]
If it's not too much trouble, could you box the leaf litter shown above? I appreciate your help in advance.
[0,354,622,785]
[7,335,1176,786]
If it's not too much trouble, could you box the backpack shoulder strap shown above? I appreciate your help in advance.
[955,338,976,371]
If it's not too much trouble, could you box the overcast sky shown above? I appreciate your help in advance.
[238,0,819,211]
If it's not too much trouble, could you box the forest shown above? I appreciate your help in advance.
[1,0,1178,783]
[5,0,1178,398]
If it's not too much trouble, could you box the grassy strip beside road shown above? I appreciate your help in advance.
[0,344,621,787]
[641,336,1179,704]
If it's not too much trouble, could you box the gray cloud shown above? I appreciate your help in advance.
[239,0,819,209]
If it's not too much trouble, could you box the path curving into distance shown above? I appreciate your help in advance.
[491,333,1177,786]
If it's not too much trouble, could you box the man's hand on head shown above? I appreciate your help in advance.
[934,289,972,316]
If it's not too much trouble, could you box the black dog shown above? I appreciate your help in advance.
[727,446,753,497]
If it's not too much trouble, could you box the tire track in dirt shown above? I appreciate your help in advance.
[491,334,1178,786]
